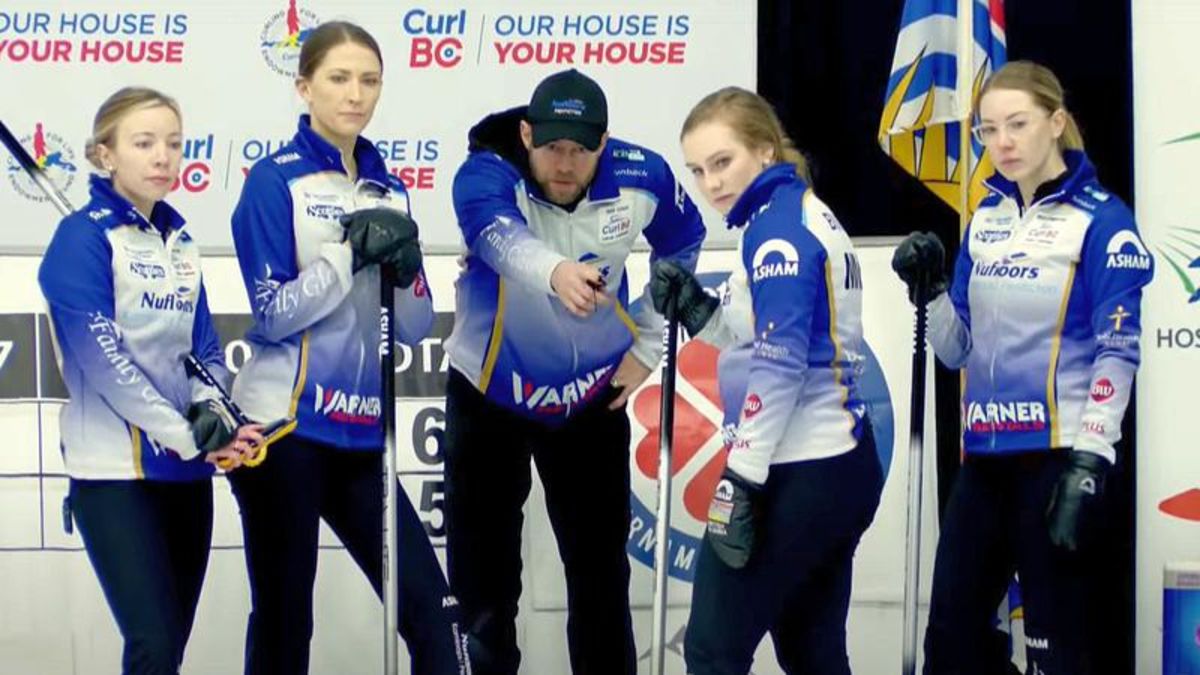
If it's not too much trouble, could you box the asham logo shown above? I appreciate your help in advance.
[1105,230,1152,270]
[751,238,800,282]
[313,383,381,425]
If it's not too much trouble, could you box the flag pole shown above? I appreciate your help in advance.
[957,0,974,232]
[900,4,974,675]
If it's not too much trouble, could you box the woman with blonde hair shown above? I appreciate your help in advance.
[652,86,883,674]
[892,60,1153,674]
[38,86,262,674]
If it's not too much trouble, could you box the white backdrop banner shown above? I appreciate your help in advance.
[0,0,753,252]
[1133,1,1200,671]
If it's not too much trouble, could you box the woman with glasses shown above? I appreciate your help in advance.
[892,61,1153,674]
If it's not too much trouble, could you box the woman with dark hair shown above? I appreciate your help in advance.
[228,21,466,674]
[893,60,1154,674]
[39,86,263,674]
[652,86,883,674]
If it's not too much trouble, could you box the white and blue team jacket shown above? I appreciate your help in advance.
[694,164,866,485]
[928,151,1153,462]
[230,116,433,451]
[445,107,705,425]
[39,176,226,481]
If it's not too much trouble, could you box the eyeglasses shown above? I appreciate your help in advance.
[970,111,1049,145]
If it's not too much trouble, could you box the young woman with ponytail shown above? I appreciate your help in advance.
[650,86,883,674]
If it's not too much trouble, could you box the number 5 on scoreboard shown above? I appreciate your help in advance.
[420,479,445,540]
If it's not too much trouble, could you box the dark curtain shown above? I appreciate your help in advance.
[756,0,1134,672]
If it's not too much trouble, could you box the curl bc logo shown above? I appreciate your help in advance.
[624,274,895,582]
[5,122,77,202]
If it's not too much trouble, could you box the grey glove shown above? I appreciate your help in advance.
[341,208,420,274]
[187,399,238,453]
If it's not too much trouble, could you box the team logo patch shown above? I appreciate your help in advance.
[742,394,762,419]
[1090,378,1115,403]
[974,228,1012,243]
[966,400,1047,433]
[511,365,614,415]
[1108,305,1133,332]
[129,262,167,280]
[613,148,645,162]
[1105,231,1152,270]
[751,238,800,281]
[314,383,381,425]
[600,215,632,243]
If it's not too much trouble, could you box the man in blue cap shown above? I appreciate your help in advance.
[442,68,706,674]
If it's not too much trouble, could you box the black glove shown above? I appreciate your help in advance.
[341,208,419,273]
[1046,450,1111,552]
[650,260,718,337]
[186,399,238,454]
[705,468,763,569]
[384,239,423,289]
[891,231,949,303]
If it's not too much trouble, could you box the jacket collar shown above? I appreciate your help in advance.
[982,149,1097,211]
[88,174,185,233]
[292,114,390,184]
[726,163,805,229]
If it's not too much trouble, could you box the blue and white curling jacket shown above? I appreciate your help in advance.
[928,151,1153,462]
[445,107,705,424]
[696,164,867,484]
[39,176,225,480]
[230,116,433,451]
